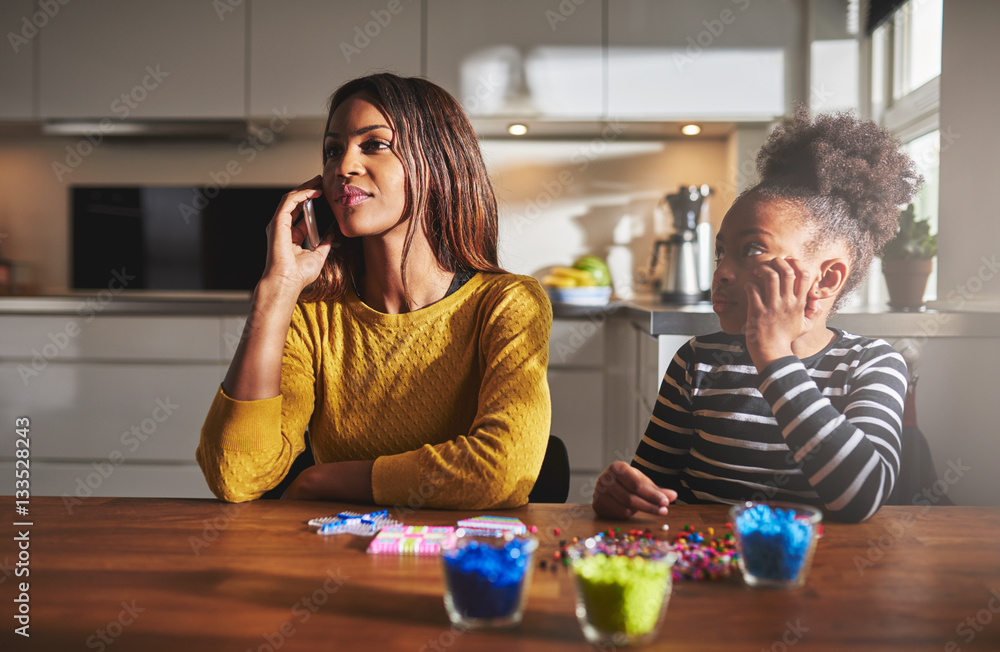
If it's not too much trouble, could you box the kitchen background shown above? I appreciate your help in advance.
[0,0,997,506]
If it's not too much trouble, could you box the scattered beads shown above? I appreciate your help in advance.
[669,526,739,582]
[538,526,740,583]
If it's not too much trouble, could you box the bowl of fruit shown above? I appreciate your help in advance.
[541,256,613,306]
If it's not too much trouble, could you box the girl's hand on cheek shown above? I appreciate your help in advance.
[744,257,816,370]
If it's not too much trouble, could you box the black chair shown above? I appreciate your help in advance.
[260,431,316,500]
[262,432,571,504]
[528,435,571,503]
[885,376,954,506]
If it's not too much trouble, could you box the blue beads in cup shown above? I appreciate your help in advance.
[730,502,822,589]
[440,533,538,629]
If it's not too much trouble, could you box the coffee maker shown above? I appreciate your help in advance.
[651,185,711,304]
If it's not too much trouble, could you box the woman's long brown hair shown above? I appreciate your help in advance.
[299,73,505,304]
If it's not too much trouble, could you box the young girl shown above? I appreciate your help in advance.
[197,73,552,509]
[592,109,922,523]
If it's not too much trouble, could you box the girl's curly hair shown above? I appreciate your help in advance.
[743,106,923,309]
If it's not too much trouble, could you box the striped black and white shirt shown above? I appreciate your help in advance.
[632,329,907,523]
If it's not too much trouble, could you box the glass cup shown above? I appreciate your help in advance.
[568,538,677,647]
[440,532,538,629]
[730,501,823,589]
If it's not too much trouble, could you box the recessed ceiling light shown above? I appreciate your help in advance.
[507,123,528,136]
[681,124,702,136]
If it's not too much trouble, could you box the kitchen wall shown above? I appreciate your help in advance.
[0,133,733,292]
[938,0,1000,308]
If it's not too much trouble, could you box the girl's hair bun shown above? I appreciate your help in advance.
[756,105,922,252]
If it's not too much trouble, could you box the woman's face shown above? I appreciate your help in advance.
[711,196,816,334]
[322,92,407,239]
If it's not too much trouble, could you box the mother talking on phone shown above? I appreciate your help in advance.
[196,73,552,509]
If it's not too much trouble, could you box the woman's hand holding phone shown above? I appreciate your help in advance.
[262,175,334,295]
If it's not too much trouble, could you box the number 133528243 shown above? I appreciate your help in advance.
[14,417,30,512]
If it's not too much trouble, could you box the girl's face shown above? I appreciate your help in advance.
[711,196,816,333]
[322,92,407,239]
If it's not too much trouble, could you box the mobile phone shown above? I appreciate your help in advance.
[302,199,321,250]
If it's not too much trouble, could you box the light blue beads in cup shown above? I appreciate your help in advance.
[729,502,822,589]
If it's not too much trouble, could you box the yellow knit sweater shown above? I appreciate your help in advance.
[196,272,552,509]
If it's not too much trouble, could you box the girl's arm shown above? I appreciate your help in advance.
[592,341,694,520]
[744,256,904,522]
[758,346,906,522]
[629,341,699,501]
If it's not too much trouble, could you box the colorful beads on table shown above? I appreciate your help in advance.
[536,526,739,582]
[669,526,739,582]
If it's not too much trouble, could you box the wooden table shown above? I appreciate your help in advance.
[4,498,999,651]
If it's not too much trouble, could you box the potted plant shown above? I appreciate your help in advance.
[880,204,937,310]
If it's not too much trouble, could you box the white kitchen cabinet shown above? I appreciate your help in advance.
[0,314,223,361]
[0,313,227,499]
[249,0,422,119]
[0,1,36,119]
[38,0,245,119]
[604,314,696,469]
[0,460,212,500]
[426,0,603,118]
[548,368,604,472]
[547,317,606,500]
[607,0,804,119]
[0,361,224,462]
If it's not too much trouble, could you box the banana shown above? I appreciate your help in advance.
[542,275,577,288]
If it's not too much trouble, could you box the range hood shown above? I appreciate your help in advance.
[41,119,252,140]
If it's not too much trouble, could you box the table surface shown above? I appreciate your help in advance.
[4,498,999,651]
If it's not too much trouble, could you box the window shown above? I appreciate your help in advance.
[863,0,942,306]
[893,0,943,100]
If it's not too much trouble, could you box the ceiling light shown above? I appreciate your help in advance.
[507,123,528,136]
[681,124,702,136]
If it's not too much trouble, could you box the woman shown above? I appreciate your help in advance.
[197,73,552,509]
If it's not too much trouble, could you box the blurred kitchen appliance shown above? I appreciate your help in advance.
[650,185,711,303]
